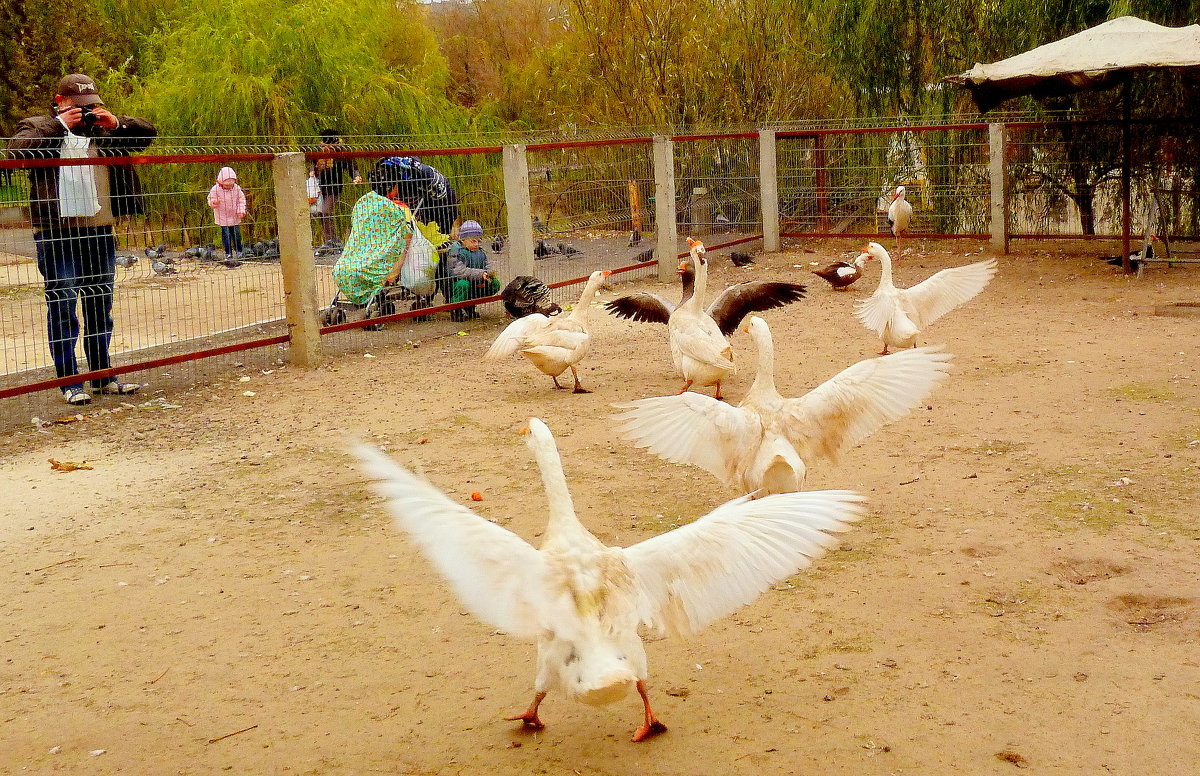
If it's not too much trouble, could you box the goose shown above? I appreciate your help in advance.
[812,254,867,290]
[887,186,913,254]
[353,419,864,741]
[856,242,997,355]
[613,316,952,495]
[605,238,806,399]
[486,270,609,393]
[501,275,563,319]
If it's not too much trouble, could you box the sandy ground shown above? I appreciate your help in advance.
[2,238,1199,776]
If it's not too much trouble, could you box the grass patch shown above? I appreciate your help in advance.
[1107,382,1177,402]
[0,285,43,301]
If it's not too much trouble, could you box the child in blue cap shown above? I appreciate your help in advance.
[448,220,501,321]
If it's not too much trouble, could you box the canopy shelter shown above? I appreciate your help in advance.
[945,16,1200,272]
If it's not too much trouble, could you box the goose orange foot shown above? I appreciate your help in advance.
[631,680,667,742]
[506,692,547,730]
[677,379,694,395]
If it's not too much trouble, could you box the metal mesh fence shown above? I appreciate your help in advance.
[4,118,1198,422]
[1006,121,1200,246]
[523,140,658,306]
[673,134,762,249]
[777,126,990,238]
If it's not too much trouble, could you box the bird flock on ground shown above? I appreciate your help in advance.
[355,232,999,743]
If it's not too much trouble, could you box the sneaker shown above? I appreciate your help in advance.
[93,381,141,396]
[63,387,92,405]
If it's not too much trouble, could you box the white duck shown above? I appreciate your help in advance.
[606,238,805,399]
[614,316,952,495]
[887,185,913,254]
[353,419,863,742]
[855,242,997,355]
[485,269,609,392]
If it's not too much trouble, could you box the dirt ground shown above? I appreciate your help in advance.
[2,238,1198,776]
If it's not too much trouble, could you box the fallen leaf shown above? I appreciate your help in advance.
[995,750,1029,768]
[49,458,93,472]
[471,492,484,501]
[417,436,430,444]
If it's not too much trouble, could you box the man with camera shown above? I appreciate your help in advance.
[8,74,156,405]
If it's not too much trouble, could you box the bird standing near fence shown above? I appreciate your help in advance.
[353,419,864,742]
[486,270,610,393]
[887,186,913,254]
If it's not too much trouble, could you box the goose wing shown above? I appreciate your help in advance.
[612,393,757,485]
[707,282,807,336]
[485,313,551,360]
[903,259,997,329]
[620,490,865,637]
[853,286,902,338]
[354,444,546,638]
[779,346,952,463]
[604,293,675,325]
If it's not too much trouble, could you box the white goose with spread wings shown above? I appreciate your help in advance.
[486,270,609,392]
[354,419,863,742]
[614,316,952,495]
[855,242,997,355]
[605,238,806,399]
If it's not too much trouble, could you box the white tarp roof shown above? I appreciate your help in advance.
[945,16,1200,110]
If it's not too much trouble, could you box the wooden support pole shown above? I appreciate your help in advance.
[1121,81,1132,274]
[988,123,1010,254]
[503,144,534,278]
[272,152,321,367]
[758,130,780,252]
[653,135,678,282]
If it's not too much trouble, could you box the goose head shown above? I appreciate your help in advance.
[564,638,637,706]
[861,242,890,263]
[686,236,706,261]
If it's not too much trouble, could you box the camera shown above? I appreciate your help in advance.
[78,106,98,130]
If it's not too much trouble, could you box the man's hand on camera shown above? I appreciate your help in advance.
[91,107,120,130]
[57,107,85,129]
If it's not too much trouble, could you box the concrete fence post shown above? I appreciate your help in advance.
[503,144,534,278]
[988,123,1010,254]
[758,129,780,252]
[272,152,321,367]
[653,135,678,281]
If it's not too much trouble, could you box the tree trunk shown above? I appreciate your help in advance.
[1069,189,1096,236]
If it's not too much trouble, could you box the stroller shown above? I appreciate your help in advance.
[321,157,455,329]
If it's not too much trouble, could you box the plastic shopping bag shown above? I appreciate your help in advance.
[399,219,438,296]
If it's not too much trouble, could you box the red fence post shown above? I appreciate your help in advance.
[814,134,828,232]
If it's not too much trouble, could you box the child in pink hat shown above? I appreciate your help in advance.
[207,166,248,260]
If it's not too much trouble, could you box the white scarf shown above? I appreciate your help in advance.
[57,117,101,218]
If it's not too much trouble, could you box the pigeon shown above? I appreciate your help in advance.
[115,254,138,269]
[492,235,506,253]
[634,248,654,263]
[532,216,549,234]
[558,243,581,257]
[628,229,642,247]
[241,244,259,259]
[150,258,177,276]
[198,244,217,262]
[730,251,754,267]
[262,242,280,260]
[221,256,243,269]
[144,243,168,260]
[183,245,204,259]
[252,241,267,255]
[534,240,558,259]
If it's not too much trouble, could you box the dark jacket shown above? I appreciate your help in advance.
[7,112,156,229]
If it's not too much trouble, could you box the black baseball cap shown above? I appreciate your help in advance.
[56,74,104,107]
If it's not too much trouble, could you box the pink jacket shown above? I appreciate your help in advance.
[207,167,247,226]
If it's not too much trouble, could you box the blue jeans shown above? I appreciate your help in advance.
[220,224,243,256]
[34,226,117,392]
